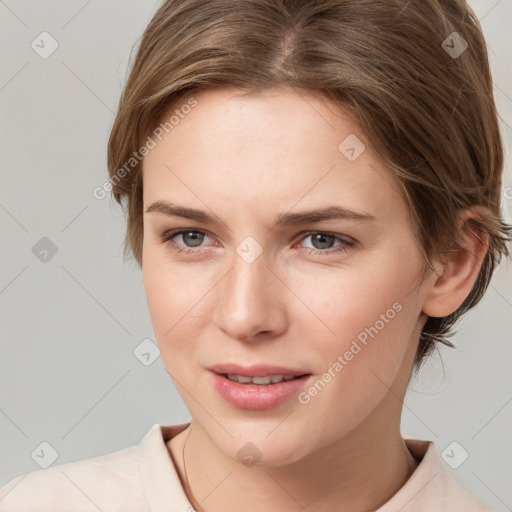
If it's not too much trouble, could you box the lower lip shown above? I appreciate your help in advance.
[210,372,311,410]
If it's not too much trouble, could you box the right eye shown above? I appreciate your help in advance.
[160,229,213,254]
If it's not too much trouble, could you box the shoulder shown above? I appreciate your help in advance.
[0,442,148,512]
[414,439,491,511]
[378,439,492,512]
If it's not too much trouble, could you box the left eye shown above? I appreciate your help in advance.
[300,232,354,254]
[161,229,354,256]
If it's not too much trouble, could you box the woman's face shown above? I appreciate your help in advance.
[142,86,434,465]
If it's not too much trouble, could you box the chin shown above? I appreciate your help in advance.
[230,441,310,468]
[207,425,314,469]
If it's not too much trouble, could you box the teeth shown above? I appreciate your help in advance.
[252,376,272,384]
[225,374,299,385]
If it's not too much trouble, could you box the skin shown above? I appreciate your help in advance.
[141,86,488,512]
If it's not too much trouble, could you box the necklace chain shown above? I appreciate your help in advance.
[182,426,205,512]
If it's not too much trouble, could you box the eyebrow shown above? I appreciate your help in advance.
[145,200,376,227]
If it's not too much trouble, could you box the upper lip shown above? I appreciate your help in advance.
[209,363,311,377]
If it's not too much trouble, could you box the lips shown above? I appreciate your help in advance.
[209,363,312,410]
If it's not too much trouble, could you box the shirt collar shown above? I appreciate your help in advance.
[138,424,488,511]
[137,422,192,511]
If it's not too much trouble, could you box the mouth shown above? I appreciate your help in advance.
[209,364,313,410]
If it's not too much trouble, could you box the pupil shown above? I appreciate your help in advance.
[184,232,203,247]
[313,233,333,250]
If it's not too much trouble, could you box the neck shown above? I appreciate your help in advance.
[169,405,419,512]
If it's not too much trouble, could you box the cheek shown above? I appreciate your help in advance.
[291,249,422,407]
[293,249,422,409]
[142,244,226,380]
[290,248,420,351]
[142,247,203,355]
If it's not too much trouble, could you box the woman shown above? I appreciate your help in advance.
[1,0,510,510]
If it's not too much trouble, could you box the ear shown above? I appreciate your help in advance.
[422,207,489,318]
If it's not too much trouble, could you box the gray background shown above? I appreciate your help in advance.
[0,0,511,509]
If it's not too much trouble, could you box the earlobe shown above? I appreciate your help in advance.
[421,208,489,318]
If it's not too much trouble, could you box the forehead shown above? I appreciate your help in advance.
[142,87,408,227]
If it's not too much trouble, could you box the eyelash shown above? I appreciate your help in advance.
[160,229,355,256]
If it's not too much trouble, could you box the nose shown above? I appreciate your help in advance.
[213,248,288,344]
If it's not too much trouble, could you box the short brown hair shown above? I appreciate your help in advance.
[107,0,512,371]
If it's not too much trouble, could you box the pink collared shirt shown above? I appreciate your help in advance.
[0,423,491,511]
